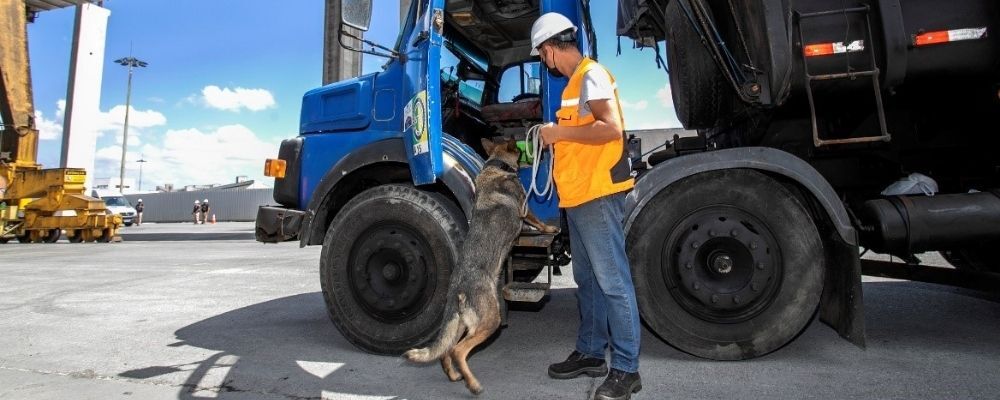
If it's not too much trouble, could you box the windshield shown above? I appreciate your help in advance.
[441,45,486,108]
[103,197,131,207]
[445,39,488,73]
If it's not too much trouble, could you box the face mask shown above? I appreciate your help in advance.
[547,64,564,78]
[542,48,564,78]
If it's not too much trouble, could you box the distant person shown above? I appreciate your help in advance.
[135,199,144,225]
[200,199,211,224]
[193,200,202,224]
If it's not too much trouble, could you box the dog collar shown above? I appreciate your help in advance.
[484,159,518,174]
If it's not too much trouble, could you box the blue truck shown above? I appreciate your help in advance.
[257,0,1000,361]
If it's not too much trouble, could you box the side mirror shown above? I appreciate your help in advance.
[341,0,372,31]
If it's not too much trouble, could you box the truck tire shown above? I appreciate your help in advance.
[68,230,84,243]
[626,169,825,360]
[320,184,466,355]
[664,0,736,129]
[43,229,61,243]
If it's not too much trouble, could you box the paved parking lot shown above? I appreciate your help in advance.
[2,222,1000,399]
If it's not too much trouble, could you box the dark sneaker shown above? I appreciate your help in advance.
[548,351,608,379]
[593,368,641,400]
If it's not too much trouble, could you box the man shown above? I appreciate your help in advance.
[200,199,211,224]
[192,200,201,224]
[135,199,144,226]
[531,12,642,400]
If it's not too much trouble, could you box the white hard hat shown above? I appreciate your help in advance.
[530,12,577,56]
[203,198,209,202]
[138,199,142,202]
[195,200,200,204]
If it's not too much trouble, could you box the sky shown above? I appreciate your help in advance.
[28,0,678,192]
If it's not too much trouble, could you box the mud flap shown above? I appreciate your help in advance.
[819,233,866,348]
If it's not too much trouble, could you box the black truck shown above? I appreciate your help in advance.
[614,0,999,359]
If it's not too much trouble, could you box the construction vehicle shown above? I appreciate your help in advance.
[256,0,999,361]
[0,0,122,243]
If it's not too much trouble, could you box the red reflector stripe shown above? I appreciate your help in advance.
[804,43,834,56]
[803,40,865,57]
[914,27,987,46]
[914,30,950,46]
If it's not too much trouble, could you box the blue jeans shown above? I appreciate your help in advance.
[566,192,640,373]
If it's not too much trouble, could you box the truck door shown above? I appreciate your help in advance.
[401,0,446,185]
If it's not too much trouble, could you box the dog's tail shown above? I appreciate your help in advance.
[403,294,466,363]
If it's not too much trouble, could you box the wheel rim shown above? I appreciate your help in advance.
[661,206,782,324]
[348,223,435,323]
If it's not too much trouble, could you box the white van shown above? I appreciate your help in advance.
[92,190,137,226]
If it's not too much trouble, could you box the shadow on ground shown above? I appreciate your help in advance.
[119,231,255,242]
[120,282,1000,399]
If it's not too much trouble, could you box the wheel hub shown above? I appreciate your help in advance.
[661,207,782,323]
[349,225,434,323]
[710,253,734,274]
[382,262,401,281]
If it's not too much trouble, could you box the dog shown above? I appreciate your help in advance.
[403,137,558,395]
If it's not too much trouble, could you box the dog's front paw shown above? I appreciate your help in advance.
[467,381,483,395]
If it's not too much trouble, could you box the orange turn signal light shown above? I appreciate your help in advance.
[264,158,287,178]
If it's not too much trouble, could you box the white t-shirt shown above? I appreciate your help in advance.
[578,67,616,119]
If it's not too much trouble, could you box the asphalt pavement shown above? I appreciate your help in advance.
[1,222,999,399]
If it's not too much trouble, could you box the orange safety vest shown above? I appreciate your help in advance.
[552,57,634,208]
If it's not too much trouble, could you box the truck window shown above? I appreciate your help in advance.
[441,45,485,108]
[498,62,541,103]
[102,197,130,207]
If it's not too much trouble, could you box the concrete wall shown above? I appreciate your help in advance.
[124,189,273,223]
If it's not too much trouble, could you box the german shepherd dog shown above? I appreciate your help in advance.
[404,138,558,395]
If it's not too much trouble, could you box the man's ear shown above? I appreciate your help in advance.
[480,137,497,154]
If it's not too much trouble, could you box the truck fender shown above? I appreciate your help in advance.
[624,146,865,348]
[299,137,477,247]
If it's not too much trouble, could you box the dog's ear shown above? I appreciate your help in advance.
[480,138,497,155]
[506,139,519,152]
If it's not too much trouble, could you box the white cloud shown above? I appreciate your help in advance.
[92,105,166,150]
[95,124,277,189]
[34,100,165,142]
[620,99,649,111]
[621,88,683,131]
[97,105,167,132]
[36,113,61,141]
[655,84,674,108]
[201,85,276,112]
[95,145,131,162]
[32,100,65,141]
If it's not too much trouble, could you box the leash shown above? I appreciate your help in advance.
[522,123,554,217]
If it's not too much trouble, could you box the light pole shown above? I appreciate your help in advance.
[136,156,147,192]
[114,55,148,193]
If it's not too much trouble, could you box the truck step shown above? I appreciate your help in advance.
[515,229,557,248]
[502,282,550,303]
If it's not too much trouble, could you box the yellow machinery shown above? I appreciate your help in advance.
[0,0,120,243]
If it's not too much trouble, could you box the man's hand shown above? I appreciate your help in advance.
[539,122,559,146]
